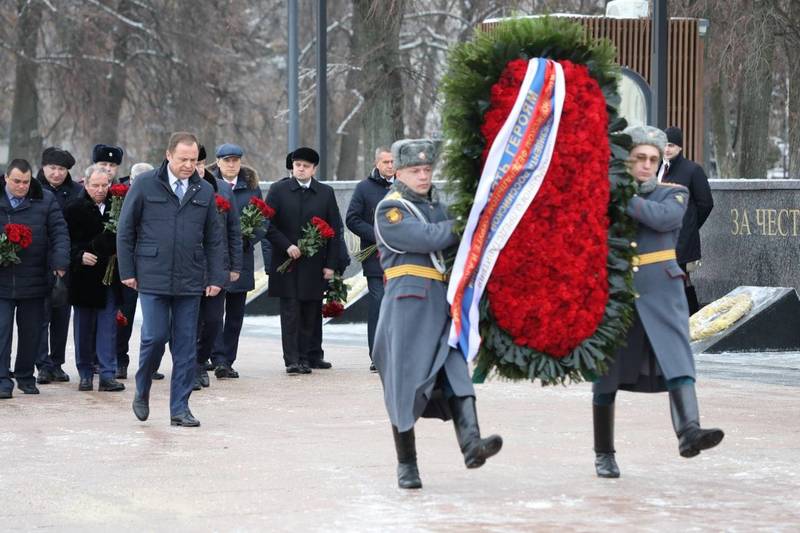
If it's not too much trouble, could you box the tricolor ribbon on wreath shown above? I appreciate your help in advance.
[447,57,566,361]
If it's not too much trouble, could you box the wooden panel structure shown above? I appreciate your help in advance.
[481,16,705,161]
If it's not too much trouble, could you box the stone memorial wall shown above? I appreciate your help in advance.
[693,179,800,303]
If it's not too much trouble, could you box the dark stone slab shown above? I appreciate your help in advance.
[691,286,800,354]
[694,180,800,303]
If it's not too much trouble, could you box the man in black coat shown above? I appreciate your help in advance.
[661,127,714,314]
[266,147,344,375]
[0,159,69,399]
[35,147,82,384]
[346,146,394,371]
[117,132,225,427]
[63,166,125,392]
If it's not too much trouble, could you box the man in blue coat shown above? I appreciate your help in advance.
[207,143,270,379]
[35,147,82,384]
[346,146,395,371]
[117,132,225,427]
[0,159,69,399]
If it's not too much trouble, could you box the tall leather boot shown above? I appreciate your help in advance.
[593,403,620,478]
[392,425,422,489]
[669,384,724,458]
[447,396,503,469]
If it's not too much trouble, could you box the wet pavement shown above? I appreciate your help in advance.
[1,320,799,532]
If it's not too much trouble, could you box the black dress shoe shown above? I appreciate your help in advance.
[309,360,332,369]
[227,366,240,378]
[286,363,301,375]
[78,378,93,391]
[369,363,378,373]
[171,411,200,427]
[51,367,70,382]
[99,378,125,392]
[595,452,620,478]
[192,376,202,391]
[214,364,232,379]
[132,396,149,421]
[204,361,214,371]
[299,363,312,374]
[152,371,165,380]
[18,383,40,394]
[0,390,12,399]
[115,366,128,379]
[36,368,54,384]
[199,371,210,388]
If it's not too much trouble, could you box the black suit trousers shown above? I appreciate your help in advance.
[279,298,321,366]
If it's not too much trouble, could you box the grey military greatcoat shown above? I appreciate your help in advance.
[372,182,475,432]
[594,183,696,393]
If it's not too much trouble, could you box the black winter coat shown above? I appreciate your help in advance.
[346,168,392,277]
[208,164,270,293]
[662,153,714,264]
[266,177,343,300]
[37,170,84,211]
[63,191,121,308]
[0,176,70,299]
[116,160,226,296]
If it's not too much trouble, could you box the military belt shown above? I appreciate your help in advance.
[384,265,448,282]
[631,249,676,267]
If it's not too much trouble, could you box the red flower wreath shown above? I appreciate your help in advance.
[483,60,610,357]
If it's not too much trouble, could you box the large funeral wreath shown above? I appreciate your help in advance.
[441,17,638,385]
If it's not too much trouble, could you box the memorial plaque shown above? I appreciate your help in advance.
[693,179,800,303]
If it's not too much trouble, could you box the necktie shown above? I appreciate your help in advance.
[10,197,21,208]
[174,179,185,201]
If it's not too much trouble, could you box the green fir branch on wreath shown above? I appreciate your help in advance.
[440,16,639,386]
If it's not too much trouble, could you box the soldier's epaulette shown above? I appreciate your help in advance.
[658,182,686,189]
[385,191,402,201]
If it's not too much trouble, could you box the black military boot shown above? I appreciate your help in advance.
[593,403,620,478]
[669,384,724,458]
[448,396,503,469]
[392,426,422,489]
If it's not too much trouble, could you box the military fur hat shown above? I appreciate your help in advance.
[92,144,124,165]
[391,138,436,170]
[41,147,75,169]
[624,125,667,157]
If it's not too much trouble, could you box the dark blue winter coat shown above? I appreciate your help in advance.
[346,168,393,277]
[116,160,225,296]
[0,176,70,299]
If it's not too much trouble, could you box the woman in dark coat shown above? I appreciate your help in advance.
[63,166,125,392]
[592,126,723,478]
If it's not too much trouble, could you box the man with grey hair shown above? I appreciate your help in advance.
[346,146,395,371]
[116,161,156,379]
[372,138,502,489]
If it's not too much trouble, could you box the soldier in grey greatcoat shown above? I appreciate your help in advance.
[592,126,724,478]
[373,139,502,490]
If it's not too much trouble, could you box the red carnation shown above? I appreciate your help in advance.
[109,184,130,197]
[115,310,128,327]
[321,300,345,318]
[215,194,231,213]
[4,224,32,249]
[249,196,275,219]
[311,216,335,239]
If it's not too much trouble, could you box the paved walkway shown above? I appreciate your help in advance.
[1,321,798,532]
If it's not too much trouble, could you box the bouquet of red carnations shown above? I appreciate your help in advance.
[322,273,349,318]
[115,310,128,327]
[277,216,335,273]
[0,223,33,267]
[240,196,275,240]
[102,183,129,285]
